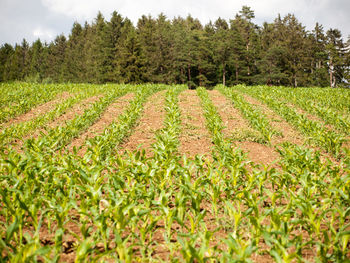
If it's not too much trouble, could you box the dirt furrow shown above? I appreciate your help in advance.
[1,91,73,128]
[210,90,280,166]
[15,94,104,148]
[284,101,338,132]
[209,90,254,139]
[120,90,166,154]
[242,93,342,163]
[178,90,212,157]
[242,94,304,146]
[288,102,350,155]
[69,93,135,153]
[48,94,103,129]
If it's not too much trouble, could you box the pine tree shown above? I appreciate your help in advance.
[230,6,260,84]
[345,37,350,87]
[0,44,14,81]
[137,15,158,82]
[19,39,30,79]
[326,28,346,88]
[229,19,246,85]
[114,18,144,83]
[184,15,203,88]
[213,18,230,86]
[63,22,85,82]
[309,23,329,86]
[47,35,67,82]
[94,12,115,83]
[171,17,189,84]
[108,11,125,82]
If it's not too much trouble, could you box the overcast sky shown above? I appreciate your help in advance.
[1,0,349,45]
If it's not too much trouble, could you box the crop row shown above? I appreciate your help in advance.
[20,85,133,155]
[0,84,349,262]
[0,83,75,124]
[85,84,166,160]
[217,85,280,144]
[235,85,347,157]
[0,86,106,148]
[268,87,350,136]
[288,87,350,114]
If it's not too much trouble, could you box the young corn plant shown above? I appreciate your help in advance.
[217,85,280,144]
[238,85,347,157]
[0,85,106,148]
[1,84,350,262]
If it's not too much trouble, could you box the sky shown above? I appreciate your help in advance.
[1,0,349,45]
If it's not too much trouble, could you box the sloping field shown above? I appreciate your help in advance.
[0,83,349,262]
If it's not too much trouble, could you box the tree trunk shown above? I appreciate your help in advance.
[187,64,191,82]
[329,58,335,88]
[180,67,184,84]
[222,64,226,86]
[235,65,239,82]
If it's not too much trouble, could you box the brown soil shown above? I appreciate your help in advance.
[1,91,72,128]
[242,94,304,146]
[120,90,166,154]
[48,94,103,129]
[12,94,104,152]
[68,93,135,154]
[178,90,212,157]
[14,95,103,148]
[210,90,280,166]
[209,90,252,137]
[289,102,336,130]
[242,94,345,163]
[239,141,280,167]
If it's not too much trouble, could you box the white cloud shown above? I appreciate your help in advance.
[41,0,127,20]
[1,0,349,44]
[39,0,350,38]
[33,27,55,40]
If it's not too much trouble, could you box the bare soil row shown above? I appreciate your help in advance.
[4,88,339,262]
[6,89,341,166]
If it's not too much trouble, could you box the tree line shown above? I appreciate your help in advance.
[1,6,349,88]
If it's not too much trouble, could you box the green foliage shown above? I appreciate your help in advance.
[218,85,280,144]
[1,7,349,87]
[0,84,349,262]
[236,85,348,157]
[0,82,67,124]
[0,83,106,147]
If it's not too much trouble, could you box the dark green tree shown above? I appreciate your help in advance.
[213,18,231,86]
[28,39,46,81]
[114,18,145,83]
[326,28,346,87]
[63,22,85,82]
[46,35,67,82]
[230,6,260,84]
[0,44,14,81]
[309,23,329,86]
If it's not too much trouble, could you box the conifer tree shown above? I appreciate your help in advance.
[46,35,67,82]
[1,7,349,87]
[0,44,14,81]
[115,18,144,83]
[63,22,85,82]
[213,18,230,86]
[309,23,329,86]
[326,28,346,87]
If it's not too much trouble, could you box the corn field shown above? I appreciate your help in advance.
[0,83,349,262]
